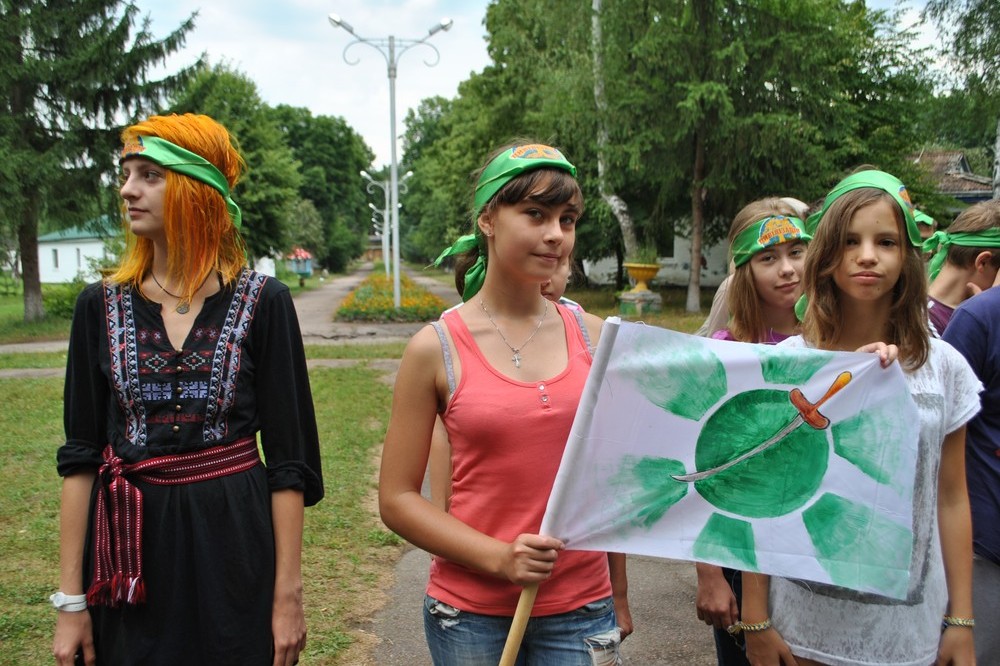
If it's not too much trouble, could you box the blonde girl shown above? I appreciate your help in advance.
[698,198,810,666]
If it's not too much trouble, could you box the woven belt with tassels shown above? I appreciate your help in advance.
[87,437,260,607]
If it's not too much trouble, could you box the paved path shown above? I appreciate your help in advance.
[292,264,463,345]
[305,266,716,664]
[1,265,717,664]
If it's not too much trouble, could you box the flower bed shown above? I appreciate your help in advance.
[336,273,449,322]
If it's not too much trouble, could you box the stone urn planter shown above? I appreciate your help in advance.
[623,262,660,292]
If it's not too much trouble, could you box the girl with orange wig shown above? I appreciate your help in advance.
[52,113,323,666]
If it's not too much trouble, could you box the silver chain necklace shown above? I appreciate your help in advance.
[479,298,549,369]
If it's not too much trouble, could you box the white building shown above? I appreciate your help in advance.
[583,235,729,288]
[36,217,119,284]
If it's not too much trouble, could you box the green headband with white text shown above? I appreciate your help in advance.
[731,215,810,267]
[120,135,242,229]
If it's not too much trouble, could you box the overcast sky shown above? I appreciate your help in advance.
[133,0,936,167]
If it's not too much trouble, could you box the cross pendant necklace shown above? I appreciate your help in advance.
[479,298,548,369]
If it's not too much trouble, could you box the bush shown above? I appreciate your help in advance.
[43,278,88,318]
[337,273,447,322]
[0,271,20,297]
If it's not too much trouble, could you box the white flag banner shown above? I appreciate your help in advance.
[541,318,920,599]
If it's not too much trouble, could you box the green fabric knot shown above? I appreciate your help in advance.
[923,228,1000,282]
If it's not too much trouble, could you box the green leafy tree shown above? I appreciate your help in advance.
[287,199,325,255]
[926,0,1000,86]
[167,63,302,261]
[399,80,510,265]
[926,0,1000,196]
[401,96,452,166]
[401,0,936,300]
[585,0,934,309]
[268,105,372,270]
[0,0,198,320]
[400,3,607,267]
[399,96,469,264]
[920,84,998,156]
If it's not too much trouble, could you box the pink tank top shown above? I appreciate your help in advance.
[427,304,612,616]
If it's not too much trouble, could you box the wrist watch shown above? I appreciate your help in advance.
[50,591,88,612]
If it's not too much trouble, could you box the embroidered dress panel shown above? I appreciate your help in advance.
[204,270,267,441]
[104,285,147,447]
[101,269,266,447]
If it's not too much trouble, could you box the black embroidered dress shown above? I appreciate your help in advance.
[57,269,324,666]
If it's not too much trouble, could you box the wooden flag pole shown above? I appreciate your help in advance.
[498,583,539,666]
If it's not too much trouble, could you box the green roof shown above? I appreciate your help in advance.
[38,216,121,243]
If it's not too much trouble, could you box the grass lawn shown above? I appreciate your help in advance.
[0,273,313,347]
[0,361,401,665]
[0,269,713,663]
[566,285,708,334]
[407,261,712,335]
[0,294,72,345]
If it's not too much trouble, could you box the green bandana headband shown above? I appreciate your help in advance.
[805,170,919,247]
[797,171,918,323]
[731,215,810,267]
[433,144,577,301]
[121,135,242,229]
[914,209,935,227]
[432,233,486,301]
[474,144,576,218]
[923,228,1000,282]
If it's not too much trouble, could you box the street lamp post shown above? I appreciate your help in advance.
[361,169,413,278]
[329,13,453,308]
[368,202,389,275]
[361,170,390,276]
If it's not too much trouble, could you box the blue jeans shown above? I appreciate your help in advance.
[423,594,622,665]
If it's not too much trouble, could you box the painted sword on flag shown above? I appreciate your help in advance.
[671,371,852,483]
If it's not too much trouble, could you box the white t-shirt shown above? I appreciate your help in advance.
[770,336,982,666]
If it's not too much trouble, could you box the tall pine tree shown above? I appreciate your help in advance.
[0,0,198,320]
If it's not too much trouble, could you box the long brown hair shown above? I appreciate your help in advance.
[802,188,929,369]
[726,197,801,342]
[110,114,248,302]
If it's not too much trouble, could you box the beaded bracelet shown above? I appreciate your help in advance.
[942,616,975,629]
[727,618,772,635]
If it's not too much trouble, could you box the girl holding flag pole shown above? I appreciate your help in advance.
[740,171,981,666]
[379,141,631,664]
[695,197,812,666]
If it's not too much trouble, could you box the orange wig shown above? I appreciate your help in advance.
[110,113,248,302]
